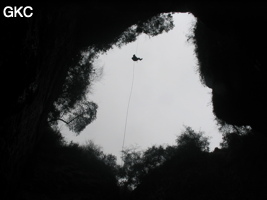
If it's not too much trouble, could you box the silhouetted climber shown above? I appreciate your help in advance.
[132,54,143,61]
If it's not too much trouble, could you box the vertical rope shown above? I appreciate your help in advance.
[122,61,135,156]
[121,39,139,165]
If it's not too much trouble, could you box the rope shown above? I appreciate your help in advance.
[122,61,135,154]
[121,39,139,165]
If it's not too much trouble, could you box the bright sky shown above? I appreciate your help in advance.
[62,13,222,163]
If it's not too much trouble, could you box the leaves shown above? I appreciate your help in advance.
[115,13,174,48]
[137,13,174,36]
[118,127,211,193]
[65,100,98,134]
[176,126,210,152]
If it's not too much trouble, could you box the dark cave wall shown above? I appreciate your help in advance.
[191,2,267,130]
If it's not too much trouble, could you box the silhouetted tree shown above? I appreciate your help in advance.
[176,126,210,152]
[81,140,119,174]
[21,128,120,199]
[142,145,175,172]
[119,126,210,197]
[115,13,174,47]
[119,147,143,190]
[129,127,215,200]
[130,125,267,200]
[50,100,98,134]
[118,145,176,193]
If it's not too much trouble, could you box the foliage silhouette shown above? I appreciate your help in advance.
[49,100,98,134]
[115,13,174,47]
[119,127,209,192]
[176,126,210,152]
[129,127,267,200]
[119,145,174,190]
[20,124,120,199]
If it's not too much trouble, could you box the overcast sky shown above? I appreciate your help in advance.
[62,13,222,162]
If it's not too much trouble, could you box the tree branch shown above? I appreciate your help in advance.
[48,112,85,125]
